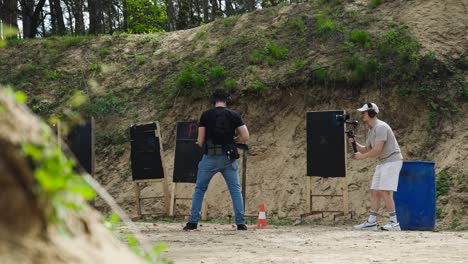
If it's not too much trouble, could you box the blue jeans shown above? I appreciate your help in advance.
[189,155,245,225]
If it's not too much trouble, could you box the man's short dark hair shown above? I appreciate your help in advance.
[212,89,230,102]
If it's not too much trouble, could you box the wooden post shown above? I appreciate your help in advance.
[134,182,141,217]
[342,177,349,215]
[169,183,177,216]
[201,196,207,220]
[306,176,312,212]
[155,121,171,215]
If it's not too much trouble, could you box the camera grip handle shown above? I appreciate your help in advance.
[346,130,358,153]
[351,141,357,153]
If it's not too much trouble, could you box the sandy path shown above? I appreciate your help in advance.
[121,223,468,264]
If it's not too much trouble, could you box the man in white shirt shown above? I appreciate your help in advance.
[350,103,403,231]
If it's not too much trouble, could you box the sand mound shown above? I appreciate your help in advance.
[0,88,143,264]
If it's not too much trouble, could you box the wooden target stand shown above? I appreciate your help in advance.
[170,144,249,221]
[133,122,171,218]
[169,181,208,219]
[301,111,354,224]
[301,176,353,224]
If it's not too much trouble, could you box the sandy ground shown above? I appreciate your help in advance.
[120,222,468,264]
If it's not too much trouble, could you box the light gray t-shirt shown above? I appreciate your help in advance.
[366,120,403,164]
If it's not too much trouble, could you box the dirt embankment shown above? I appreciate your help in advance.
[0,90,143,264]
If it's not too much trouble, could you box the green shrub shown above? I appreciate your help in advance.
[136,56,146,65]
[349,63,367,83]
[224,79,237,91]
[249,51,265,65]
[192,30,208,47]
[314,15,343,35]
[369,0,382,9]
[49,70,60,80]
[264,42,288,60]
[223,17,238,27]
[266,56,275,66]
[455,74,467,99]
[209,65,225,80]
[288,60,306,75]
[99,47,110,58]
[343,55,380,84]
[62,36,85,48]
[84,94,127,115]
[349,30,371,47]
[290,18,305,34]
[250,80,267,91]
[377,27,420,63]
[249,42,288,65]
[88,63,99,72]
[96,131,127,147]
[436,169,450,197]
[175,58,227,94]
[397,85,411,96]
[177,63,207,89]
[313,67,328,82]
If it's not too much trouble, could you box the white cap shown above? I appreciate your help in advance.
[357,103,379,114]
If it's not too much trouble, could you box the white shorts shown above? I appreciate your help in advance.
[371,160,403,191]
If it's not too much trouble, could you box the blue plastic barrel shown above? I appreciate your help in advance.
[394,161,436,231]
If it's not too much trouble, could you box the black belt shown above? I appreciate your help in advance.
[205,144,225,155]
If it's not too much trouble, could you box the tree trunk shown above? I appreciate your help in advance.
[122,0,128,31]
[164,0,176,31]
[225,0,234,16]
[194,0,201,20]
[176,0,189,29]
[73,0,85,35]
[211,0,219,19]
[0,0,19,32]
[88,0,104,34]
[106,2,114,34]
[247,0,255,11]
[201,0,209,22]
[188,0,195,27]
[64,1,74,34]
[20,0,47,38]
[40,10,46,36]
[49,0,66,35]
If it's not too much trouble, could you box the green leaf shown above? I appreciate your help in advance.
[152,243,168,254]
[15,91,27,103]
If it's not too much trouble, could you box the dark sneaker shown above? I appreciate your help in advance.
[183,222,197,231]
[237,224,248,231]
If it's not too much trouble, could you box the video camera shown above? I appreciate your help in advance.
[336,114,359,153]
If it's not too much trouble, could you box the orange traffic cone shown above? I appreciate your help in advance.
[256,203,268,229]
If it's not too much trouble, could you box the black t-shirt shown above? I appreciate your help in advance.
[199,107,244,145]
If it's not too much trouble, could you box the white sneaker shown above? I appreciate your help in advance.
[381,222,401,231]
[353,221,378,231]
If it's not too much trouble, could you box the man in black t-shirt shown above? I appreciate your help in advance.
[183,89,250,231]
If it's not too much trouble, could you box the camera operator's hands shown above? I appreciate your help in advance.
[353,152,365,160]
